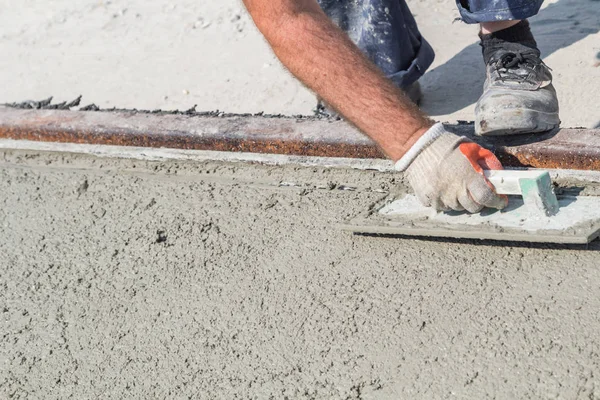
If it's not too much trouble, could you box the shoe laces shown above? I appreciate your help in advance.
[491,50,550,84]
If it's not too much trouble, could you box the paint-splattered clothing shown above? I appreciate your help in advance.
[317,0,544,87]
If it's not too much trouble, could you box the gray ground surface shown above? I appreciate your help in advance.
[1,0,599,128]
[2,149,600,399]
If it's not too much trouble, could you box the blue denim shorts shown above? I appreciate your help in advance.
[456,0,544,23]
[317,0,544,87]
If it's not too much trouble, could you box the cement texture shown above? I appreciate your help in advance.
[2,148,600,399]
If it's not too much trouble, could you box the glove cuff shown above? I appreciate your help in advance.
[394,123,447,172]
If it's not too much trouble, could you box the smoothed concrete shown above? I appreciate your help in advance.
[2,148,600,399]
[347,194,600,244]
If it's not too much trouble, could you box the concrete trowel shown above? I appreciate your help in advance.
[342,170,600,244]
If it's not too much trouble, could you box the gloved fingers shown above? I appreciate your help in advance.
[467,175,509,210]
[415,193,449,212]
[457,190,484,214]
[432,197,451,212]
[407,173,451,211]
[441,192,465,212]
[409,177,432,208]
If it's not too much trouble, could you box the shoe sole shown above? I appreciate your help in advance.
[475,107,560,136]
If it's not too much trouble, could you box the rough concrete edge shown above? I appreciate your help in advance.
[3,139,600,185]
[0,139,394,171]
[549,170,600,184]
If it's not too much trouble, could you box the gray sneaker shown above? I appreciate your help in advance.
[475,49,560,136]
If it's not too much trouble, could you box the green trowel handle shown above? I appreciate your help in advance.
[483,169,560,216]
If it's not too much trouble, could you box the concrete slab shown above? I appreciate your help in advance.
[4,146,600,398]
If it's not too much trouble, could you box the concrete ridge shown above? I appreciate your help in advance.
[1,107,599,170]
[4,139,600,187]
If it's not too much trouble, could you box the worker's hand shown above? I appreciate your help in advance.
[395,123,508,213]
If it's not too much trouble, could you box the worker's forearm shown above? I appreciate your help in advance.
[252,8,433,161]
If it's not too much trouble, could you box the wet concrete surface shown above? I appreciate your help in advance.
[1,149,600,399]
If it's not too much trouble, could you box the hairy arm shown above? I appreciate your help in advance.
[242,0,433,161]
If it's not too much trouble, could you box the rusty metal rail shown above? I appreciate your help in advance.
[1,107,599,170]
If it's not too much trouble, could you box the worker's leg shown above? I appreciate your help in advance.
[317,0,434,90]
[455,0,560,136]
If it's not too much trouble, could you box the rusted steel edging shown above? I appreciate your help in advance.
[1,106,599,170]
[0,107,382,159]
[447,124,600,171]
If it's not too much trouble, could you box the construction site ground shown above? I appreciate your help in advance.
[1,0,599,128]
[2,148,600,398]
[1,0,600,398]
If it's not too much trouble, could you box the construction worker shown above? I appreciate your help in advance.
[242,0,559,213]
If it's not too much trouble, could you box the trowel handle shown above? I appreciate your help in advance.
[484,169,560,216]
[483,170,552,196]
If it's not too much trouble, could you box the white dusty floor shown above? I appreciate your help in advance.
[1,0,599,128]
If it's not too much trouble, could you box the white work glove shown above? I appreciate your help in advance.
[395,123,508,213]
